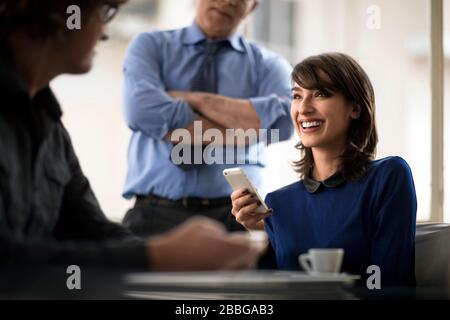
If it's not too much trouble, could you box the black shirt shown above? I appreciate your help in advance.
[0,55,147,268]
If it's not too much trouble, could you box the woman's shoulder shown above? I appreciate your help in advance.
[265,180,303,203]
[370,156,412,172]
[368,156,414,182]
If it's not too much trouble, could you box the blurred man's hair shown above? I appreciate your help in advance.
[0,0,127,40]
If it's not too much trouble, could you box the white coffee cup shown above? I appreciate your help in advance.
[299,248,344,275]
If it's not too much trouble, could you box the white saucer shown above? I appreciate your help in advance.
[308,271,349,277]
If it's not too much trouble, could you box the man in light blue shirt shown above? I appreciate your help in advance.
[122,0,293,236]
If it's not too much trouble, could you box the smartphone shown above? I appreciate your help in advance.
[223,168,269,213]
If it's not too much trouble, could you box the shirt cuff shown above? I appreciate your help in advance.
[167,100,199,134]
[249,95,289,130]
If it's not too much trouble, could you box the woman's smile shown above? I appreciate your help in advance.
[299,119,325,134]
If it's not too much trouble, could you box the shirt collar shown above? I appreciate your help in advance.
[182,22,245,53]
[0,53,62,120]
[303,171,345,193]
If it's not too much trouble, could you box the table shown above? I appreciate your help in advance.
[123,270,360,300]
[1,266,447,300]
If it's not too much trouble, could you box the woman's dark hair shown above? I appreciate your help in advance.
[0,0,127,41]
[292,52,378,181]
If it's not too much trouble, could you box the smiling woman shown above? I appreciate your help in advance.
[291,53,377,181]
[231,52,417,287]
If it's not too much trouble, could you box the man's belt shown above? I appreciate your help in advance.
[135,194,231,209]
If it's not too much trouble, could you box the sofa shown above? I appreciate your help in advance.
[415,223,450,288]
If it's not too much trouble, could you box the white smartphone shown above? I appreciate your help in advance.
[223,168,269,213]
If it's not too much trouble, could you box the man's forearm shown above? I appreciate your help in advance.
[165,116,248,146]
[169,91,260,130]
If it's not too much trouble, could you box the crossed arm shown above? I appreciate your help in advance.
[123,33,292,147]
[165,91,260,145]
[168,91,260,130]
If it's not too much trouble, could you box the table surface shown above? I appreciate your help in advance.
[123,270,361,300]
[1,266,447,300]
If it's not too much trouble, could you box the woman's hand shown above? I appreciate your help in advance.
[231,188,273,230]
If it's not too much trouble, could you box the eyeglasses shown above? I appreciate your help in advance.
[100,3,119,24]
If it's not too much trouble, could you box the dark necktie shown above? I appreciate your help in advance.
[172,40,230,170]
[191,40,229,93]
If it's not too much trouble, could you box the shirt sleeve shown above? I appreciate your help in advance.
[370,157,417,287]
[0,127,148,269]
[53,127,141,243]
[249,56,293,142]
[260,193,277,269]
[122,32,198,139]
[0,231,148,269]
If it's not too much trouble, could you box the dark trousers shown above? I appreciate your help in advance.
[122,196,246,237]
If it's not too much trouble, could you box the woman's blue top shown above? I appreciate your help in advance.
[264,157,417,286]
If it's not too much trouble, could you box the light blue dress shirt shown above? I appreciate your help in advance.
[122,23,293,200]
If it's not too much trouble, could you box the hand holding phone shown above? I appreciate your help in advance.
[223,168,269,213]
